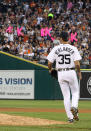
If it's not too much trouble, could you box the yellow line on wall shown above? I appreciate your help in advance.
[0,51,48,69]
[0,51,91,71]
[79,68,91,71]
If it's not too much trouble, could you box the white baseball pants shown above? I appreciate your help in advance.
[58,70,79,119]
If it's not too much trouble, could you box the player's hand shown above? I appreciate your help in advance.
[78,72,82,80]
[49,69,58,79]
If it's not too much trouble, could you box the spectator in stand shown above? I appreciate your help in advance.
[0,0,91,69]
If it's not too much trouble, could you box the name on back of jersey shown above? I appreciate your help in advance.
[55,47,74,55]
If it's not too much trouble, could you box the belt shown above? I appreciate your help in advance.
[58,68,75,71]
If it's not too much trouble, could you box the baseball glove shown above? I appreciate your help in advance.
[50,69,58,79]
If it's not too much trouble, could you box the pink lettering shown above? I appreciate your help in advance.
[17,27,24,36]
[41,27,55,41]
[69,32,78,42]
[51,37,55,41]
[41,28,45,37]
[6,26,13,33]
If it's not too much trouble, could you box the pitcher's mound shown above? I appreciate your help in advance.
[0,113,68,126]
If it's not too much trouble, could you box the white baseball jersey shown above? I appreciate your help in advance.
[47,44,82,70]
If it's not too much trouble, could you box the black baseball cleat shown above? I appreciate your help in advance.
[71,107,79,121]
[68,118,74,123]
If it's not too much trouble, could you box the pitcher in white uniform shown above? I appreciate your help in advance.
[47,31,82,123]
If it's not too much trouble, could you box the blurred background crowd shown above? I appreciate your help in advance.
[0,0,91,69]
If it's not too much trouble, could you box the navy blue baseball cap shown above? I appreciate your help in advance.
[61,31,69,41]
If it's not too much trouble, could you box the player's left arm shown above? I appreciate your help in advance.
[73,47,82,80]
[74,60,82,80]
[47,47,56,73]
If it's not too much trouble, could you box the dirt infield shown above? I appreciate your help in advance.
[0,114,68,126]
[0,108,91,126]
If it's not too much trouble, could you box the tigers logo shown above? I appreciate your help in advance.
[87,77,91,95]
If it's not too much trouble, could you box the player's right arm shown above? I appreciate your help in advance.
[74,60,82,80]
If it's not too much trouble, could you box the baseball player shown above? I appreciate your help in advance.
[47,31,82,123]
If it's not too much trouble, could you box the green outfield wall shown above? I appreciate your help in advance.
[0,51,63,100]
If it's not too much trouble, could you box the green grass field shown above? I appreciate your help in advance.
[0,100,91,131]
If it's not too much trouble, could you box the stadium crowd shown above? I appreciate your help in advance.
[0,0,91,69]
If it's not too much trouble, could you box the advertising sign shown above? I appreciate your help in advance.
[0,70,34,99]
[80,71,91,99]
